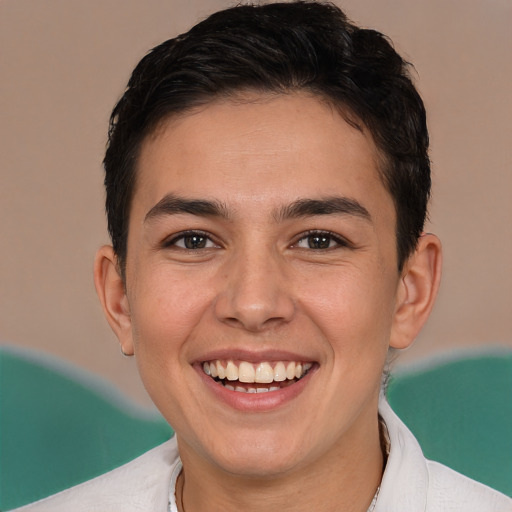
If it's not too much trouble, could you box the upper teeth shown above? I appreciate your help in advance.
[203,360,312,383]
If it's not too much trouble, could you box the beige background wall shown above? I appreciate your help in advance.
[1,0,511,407]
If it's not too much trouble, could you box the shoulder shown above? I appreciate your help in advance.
[377,397,512,512]
[425,460,512,512]
[9,437,180,512]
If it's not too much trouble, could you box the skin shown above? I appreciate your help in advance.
[95,92,442,512]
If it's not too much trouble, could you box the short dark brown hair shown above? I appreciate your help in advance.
[104,1,430,274]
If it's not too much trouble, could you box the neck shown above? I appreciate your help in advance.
[176,413,384,512]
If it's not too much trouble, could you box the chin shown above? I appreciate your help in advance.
[183,425,311,479]
[211,447,304,479]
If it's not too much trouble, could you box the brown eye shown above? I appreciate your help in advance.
[306,234,332,249]
[182,234,208,249]
[165,231,218,250]
[295,231,350,250]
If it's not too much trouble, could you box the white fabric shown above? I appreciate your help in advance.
[11,398,512,511]
[168,459,182,512]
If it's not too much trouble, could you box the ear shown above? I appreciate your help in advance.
[93,245,134,356]
[390,233,442,350]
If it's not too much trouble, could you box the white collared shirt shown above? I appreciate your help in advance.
[11,398,512,511]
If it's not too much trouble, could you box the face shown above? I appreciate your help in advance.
[121,93,403,477]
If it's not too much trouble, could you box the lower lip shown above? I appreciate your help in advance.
[194,364,316,412]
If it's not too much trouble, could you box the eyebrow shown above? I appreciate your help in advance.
[144,194,230,222]
[144,194,371,224]
[274,197,371,223]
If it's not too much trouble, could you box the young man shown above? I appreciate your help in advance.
[13,1,511,511]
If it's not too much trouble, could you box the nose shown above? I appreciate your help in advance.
[214,248,295,332]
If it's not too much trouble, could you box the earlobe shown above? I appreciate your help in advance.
[390,233,442,350]
[93,246,135,356]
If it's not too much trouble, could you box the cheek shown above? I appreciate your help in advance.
[128,265,214,357]
[126,267,217,419]
[297,264,397,358]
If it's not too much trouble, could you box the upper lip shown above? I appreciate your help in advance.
[193,348,317,365]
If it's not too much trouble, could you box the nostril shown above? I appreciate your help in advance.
[224,314,292,333]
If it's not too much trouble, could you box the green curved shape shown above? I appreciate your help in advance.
[2,347,511,509]
[0,347,173,510]
[387,352,512,497]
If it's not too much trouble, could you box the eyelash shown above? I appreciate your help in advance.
[162,229,352,252]
[162,230,219,250]
[293,230,353,250]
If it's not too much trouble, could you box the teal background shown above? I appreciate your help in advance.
[1,346,511,510]
[387,353,512,499]
[0,347,173,510]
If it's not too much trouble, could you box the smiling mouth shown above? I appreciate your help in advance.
[202,360,313,393]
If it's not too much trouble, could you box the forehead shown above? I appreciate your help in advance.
[133,93,393,224]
